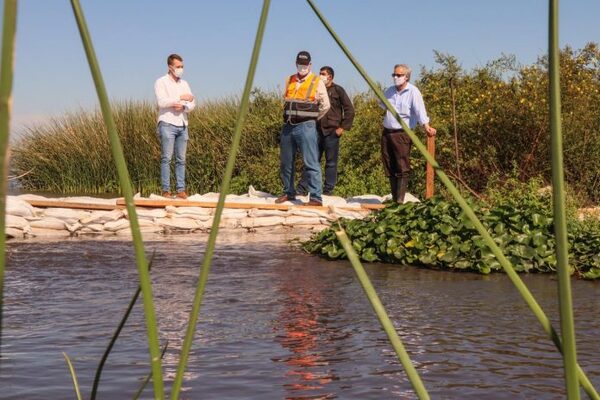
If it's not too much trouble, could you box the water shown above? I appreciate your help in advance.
[1,232,599,399]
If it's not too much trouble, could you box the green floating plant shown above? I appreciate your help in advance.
[304,196,600,279]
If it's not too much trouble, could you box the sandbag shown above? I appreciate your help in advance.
[166,206,212,216]
[6,196,36,218]
[124,208,167,220]
[29,227,71,237]
[81,209,124,225]
[6,214,30,230]
[240,216,285,228]
[5,227,24,238]
[284,216,323,226]
[247,209,288,218]
[30,217,67,231]
[43,208,90,223]
[103,219,132,232]
[155,217,199,230]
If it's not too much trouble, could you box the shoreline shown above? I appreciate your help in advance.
[5,190,418,240]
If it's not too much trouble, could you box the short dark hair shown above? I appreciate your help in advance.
[320,66,334,79]
[167,54,183,66]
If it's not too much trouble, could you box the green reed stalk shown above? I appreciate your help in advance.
[549,1,580,398]
[336,229,430,399]
[169,2,271,398]
[305,1,599,398]
[91,254,155,400]
[69,1,164,398]
[0,0,17,355]
[63,352,83,400]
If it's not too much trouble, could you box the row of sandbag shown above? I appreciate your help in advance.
[5,196,369,238]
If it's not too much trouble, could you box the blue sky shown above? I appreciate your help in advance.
[6,0,600,130]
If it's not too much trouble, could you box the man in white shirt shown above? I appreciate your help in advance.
[154,53,196,199]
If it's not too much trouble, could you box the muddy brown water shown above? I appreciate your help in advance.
[1,231,598,399]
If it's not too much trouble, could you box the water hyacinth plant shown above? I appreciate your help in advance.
[303,195,600,280]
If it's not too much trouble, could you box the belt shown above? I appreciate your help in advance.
[383,127,404,134]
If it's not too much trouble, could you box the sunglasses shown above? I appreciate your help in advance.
[391,73,406,78]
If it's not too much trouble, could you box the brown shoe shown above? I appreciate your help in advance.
[274,195,295,204]
[162,191,172,198]
[304,199,323,207]
[176,191,188,200]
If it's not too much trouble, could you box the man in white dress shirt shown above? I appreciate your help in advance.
[154,53,196,199]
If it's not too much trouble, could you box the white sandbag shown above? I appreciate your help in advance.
[322,195,348,207]
[6,196,36,218]
[5,227,24,238]
[167,213,211,221]
[284,216,323,226]
[123,208,167,220]
[30,217,67,231]
[166,206,212,216]
[240,216,285,228]
[80,209,124,225]
[154,217,199,230]
[79,224,104,233]
[248,185,276,199]
[220,218,240,229]
[345,194,385,204]
[221,209,249,219]
[6,214,30,229]
[16,194,49,201]
[247,208,288,218]
[43,208,90,223]
[328,206,366,220]
[28,227,71,237]
[195,216,238,229]
[103,219,132,232]
[288,208,332,219]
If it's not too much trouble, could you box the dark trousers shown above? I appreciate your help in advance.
[381,128,412,177]
[298,129,340,194]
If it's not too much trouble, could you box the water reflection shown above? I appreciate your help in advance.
[272,262,349,399]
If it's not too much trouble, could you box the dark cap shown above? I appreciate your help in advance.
[296,51,311,65]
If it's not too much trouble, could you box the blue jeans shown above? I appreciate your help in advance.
[157,121,188,193]
[279,120,322,202]
[298,129,340,194]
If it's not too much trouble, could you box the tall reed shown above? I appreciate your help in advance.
[170,2,271,398]
[549,0,580,398]
[69,0,164,398]
[305,0,599,398]
[0,0,17,354]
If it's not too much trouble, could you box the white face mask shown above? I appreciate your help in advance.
[320,74,329,85]
[393,75,407,87]
[172,67,184,78]
[297,64,310,76]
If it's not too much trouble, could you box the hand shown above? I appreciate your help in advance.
[180,93,194,102]
[425,125,436,137]
[172,103,185,112]
[335,127,344,137]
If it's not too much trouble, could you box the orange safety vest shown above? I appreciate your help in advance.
[283,73,320,123]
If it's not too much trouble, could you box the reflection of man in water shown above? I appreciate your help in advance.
[272,264,348,397]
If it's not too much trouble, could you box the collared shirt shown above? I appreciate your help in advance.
[380,82,429,130]
[154,74,196,126]
[287,72,330,119]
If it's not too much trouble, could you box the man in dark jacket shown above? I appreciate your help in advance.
[297,66,355,196]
